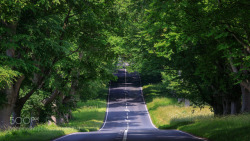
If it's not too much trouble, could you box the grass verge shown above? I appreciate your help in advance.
[178,114,250,141]
[143,83,250,141]
[143,84,213,129]
[0,124,77,141]
[0,99,107,141]
[60,99,106,132]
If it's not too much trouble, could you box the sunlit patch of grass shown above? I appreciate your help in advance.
[0,124,78,141]
[0,99,107,141]
[143,83,213,128]
[147,97,178,111]
[61,99,106,132]
[147,98,213,128]
[143,83,250,141]
[179,114,250,141]
[152,105,213,128]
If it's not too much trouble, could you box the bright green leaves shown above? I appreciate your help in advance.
[0,0,28,23]
[108,36,126,55]
[0,66,21,88]
[35,0,62,10]
[0,0,120,120]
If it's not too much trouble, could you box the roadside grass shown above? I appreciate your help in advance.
[60,99,106,132]
[178,114,250,141]
[143,83,250,141]
[151,105,213,129]
[0,99,107,141]
[0,124,78,141]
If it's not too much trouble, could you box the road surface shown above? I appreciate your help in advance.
[54,69,204,141]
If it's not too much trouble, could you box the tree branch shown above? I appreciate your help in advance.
[229,57,238,73]
[43,89,60,106]
[241,80,250,92]
[226,28,250,54]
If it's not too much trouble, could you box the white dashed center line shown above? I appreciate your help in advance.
[123,69,129,141]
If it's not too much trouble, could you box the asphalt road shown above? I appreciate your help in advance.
[54,69,205,141]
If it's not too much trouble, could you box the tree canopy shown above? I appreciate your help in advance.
[0,0,249,129]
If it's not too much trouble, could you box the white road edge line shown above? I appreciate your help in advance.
[138,74,158,130]
[53,82,111,141]
[123,68,129,141]
[122,129,128,141]
[54,70,203,141]
[99,81,111,131]
[138,73,204,140]
[125,69,126,90]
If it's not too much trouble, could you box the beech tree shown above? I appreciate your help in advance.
[0,0,118,129]
[0,0,249,130]
[117,0,249,115]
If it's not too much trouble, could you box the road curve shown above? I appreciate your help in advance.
[54,69,205,141]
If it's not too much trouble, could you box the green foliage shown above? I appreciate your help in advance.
[0,66,21,88]
[0,0,249,132]
[79,80,108,101]
[142,83,175,104]
[0,0,121,128]
[117,0,249,115]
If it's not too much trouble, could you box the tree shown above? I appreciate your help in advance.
[117,0,249,115]
[0,0,118,129]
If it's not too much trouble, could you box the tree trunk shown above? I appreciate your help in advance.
[241,85,250,112]
[230,99,241,115]
[12,73,45,127]
[231,101,237,115]
[12,105,23,127]
[38,90,60,124]
[0,76,25,129]
[213,103,223,116]
[0,22,23,129]
[241,81,250,93]
[231,89,241,115]
[10,6,70,126]
[0,104,13,129]
[52,93,65,125]
[229,58,250,113]
[43,89,59,106]
[223,98,231,115]
[212,97,223,116]
[211,94,224,116]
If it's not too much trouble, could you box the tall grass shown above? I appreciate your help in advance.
[0,124,78,141]
[143,83,213,128]
[143,83,250,141]
[61,99,106,132]
[147,98,213,129]
[179,114,250,141]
